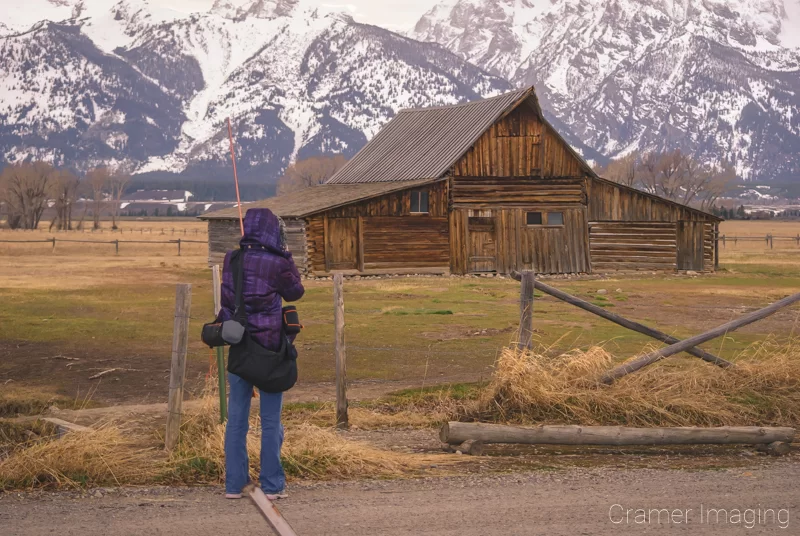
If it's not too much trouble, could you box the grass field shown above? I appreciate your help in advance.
[1,219,799,491]
[1,219,799,406]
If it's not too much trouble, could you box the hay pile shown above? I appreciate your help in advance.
[467,340,800,427]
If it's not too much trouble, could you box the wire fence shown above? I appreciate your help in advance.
[718,234,800,249]
[0,237,206,255]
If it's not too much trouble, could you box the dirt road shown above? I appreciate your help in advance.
[3,462,798,535]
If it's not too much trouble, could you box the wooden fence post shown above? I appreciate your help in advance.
[518,271,535,351]
[212,265,227,423]
[769,234,774,249]
[177,238,182,256]
[114,239,119,255]
[165,284,192,451]
[51,237,56,252]
[333,273,348,429]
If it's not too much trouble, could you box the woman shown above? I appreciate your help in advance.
[216,208,304,500]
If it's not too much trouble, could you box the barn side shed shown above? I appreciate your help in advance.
[202,86,721,275]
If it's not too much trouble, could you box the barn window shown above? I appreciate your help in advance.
[526,212,543,225]
[410,190,429,213]
[548,212,564,226]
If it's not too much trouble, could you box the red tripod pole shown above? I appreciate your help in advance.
[227,117,244,236]
[226,117,256,399]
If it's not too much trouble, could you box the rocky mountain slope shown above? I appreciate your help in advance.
[413,0,800,181]
[0,0,511,181]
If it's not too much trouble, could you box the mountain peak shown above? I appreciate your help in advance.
[412,0,800,180]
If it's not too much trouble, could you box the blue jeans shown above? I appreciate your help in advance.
[224,373,285,494]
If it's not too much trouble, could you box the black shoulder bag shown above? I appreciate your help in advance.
[226,247,299,394]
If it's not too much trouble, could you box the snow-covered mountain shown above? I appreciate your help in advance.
[0,0,511,180]
[413,0,800,181]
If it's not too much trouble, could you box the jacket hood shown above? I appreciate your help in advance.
[240,208,285,254]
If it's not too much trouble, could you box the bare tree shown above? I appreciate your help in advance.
[690,160,736,211]
[85,166,110,230]
[0,162,55,229]
[108,164,132,229]
[277,154,348,195]
[49,169,80,231]
[599,152,639,188]
[635,151,735,212]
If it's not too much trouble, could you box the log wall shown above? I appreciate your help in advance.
[208,219,240,267]
[451,177,586,207]
[362,217,449,271]
[305,181,449,275]
[589,222,678,272]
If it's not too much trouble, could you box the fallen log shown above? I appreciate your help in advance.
[602,291,800,383]
[440,422,795,447]
[509,272,731,368]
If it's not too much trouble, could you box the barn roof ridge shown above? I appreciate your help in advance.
[395,87,533,113]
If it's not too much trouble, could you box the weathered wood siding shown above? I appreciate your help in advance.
[363,217,449,271]
[450,207,589,275]
[589,222,678,272]
[305,182,449,275]
[451,177,587,207]
[208,219,240,267]
[207,218,308,273]
[322,181,448,218]
[452,106,586,179]
[517,207,590,274]
[588,179,711,222]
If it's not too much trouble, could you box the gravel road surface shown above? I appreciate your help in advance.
[3,462,798,535]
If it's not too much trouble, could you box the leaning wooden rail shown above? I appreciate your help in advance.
[440,422,796,447]
[602,292,800,384]
[509,271,732,368]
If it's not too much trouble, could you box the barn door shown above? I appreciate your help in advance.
[676,221,704,271]
[468,215,497,272]
[325,217,358,271]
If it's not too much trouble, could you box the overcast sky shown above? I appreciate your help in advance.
[164,0,437,30]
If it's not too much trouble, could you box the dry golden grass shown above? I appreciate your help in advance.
[464,340,800,428]
[719,220,800,237]
[167,397,438,484]
[0,220,209,289]
[0,426,160,490]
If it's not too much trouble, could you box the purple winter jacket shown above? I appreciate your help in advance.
[216,209,305,350]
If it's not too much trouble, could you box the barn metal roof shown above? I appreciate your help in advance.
[200,178,440,220]
[327,87,537,184]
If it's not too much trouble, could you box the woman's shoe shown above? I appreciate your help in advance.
[225,493,243,499]
[265,490,288,500]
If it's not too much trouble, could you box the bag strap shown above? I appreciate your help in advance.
[232,248,247,324]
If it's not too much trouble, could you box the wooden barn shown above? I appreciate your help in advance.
[201,87,721,276]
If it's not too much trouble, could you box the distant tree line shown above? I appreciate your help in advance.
[596,150,736,212]
[710,205,748,220]
[0,161,130,230]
